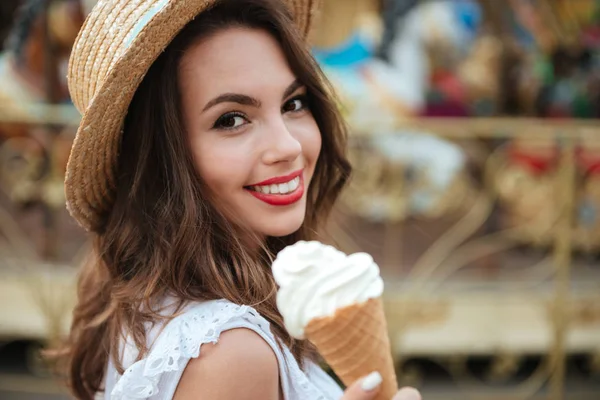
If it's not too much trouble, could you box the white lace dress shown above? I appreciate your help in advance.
[103,299,344,399]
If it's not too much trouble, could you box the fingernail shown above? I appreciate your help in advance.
[393,387,422,400]
[361,371,382,391]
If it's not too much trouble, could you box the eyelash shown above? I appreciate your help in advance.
[212,94,310,131]
[282,94,309,113]
[213,111,247,131]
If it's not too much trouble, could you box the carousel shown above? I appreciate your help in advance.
[0,0,599,399]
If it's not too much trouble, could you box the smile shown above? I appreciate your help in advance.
[245,170,304,206]
[250,176,300,194]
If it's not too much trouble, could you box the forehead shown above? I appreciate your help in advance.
[179,27,296,99]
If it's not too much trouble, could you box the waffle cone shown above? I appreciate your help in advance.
[305,297,398,400]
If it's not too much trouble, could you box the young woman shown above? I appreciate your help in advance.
[59,0,422,399]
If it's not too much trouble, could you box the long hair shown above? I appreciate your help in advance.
[57,0,351,398]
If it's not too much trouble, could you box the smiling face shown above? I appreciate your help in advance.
[179,27,322,238]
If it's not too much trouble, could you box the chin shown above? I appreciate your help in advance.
[244,199,309,238]
[262,219,304,237]
[258,210,306,237]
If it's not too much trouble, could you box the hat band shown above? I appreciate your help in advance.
[125,0,170,49]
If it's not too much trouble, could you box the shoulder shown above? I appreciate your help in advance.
[109,299,283,400]
[173,328,280,400]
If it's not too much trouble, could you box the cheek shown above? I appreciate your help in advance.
[190,137,247,193]
[301,119,322,168]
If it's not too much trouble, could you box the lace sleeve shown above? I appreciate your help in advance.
[109,299,335,400]
[111,300,267,399]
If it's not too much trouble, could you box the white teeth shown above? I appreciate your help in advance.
[251,176,300,195]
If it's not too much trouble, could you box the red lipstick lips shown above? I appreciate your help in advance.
[246,169,304,206]
[249,169,303,186]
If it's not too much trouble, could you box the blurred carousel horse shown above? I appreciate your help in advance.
[0,0,85,110]
[493,138,600,253]
[313,0,483,125]
[311,0,480,221]
[343,132,472,222]
[0,0,90,207]
[493,138,560,248]
[573,139,600,253]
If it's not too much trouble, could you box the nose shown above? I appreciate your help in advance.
[261,117,302,165]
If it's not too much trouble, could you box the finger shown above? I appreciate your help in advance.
[340,371,382,400]
[392,387,422,400]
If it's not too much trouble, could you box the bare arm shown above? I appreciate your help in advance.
[173,328,280,400]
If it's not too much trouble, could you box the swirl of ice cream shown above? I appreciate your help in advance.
[272,241,384,338]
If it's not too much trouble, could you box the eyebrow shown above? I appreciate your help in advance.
[202,79,303,112]
[282,79,303,101]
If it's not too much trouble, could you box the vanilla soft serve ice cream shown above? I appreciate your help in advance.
[272,240,384,338]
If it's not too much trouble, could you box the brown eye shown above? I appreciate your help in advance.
[213,112,248,130]
[282,95,308,113]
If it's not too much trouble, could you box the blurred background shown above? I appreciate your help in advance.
[0,0,599,399]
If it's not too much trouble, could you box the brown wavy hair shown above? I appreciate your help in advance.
[56,0,351,398]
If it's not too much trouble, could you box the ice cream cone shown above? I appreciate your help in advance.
[272,241,395,397]
[305,297,398,400]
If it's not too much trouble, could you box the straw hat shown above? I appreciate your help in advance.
[66,0,320,231]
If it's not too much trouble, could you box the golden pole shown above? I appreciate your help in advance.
[549,136,576,400]
[383,221,403,277]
